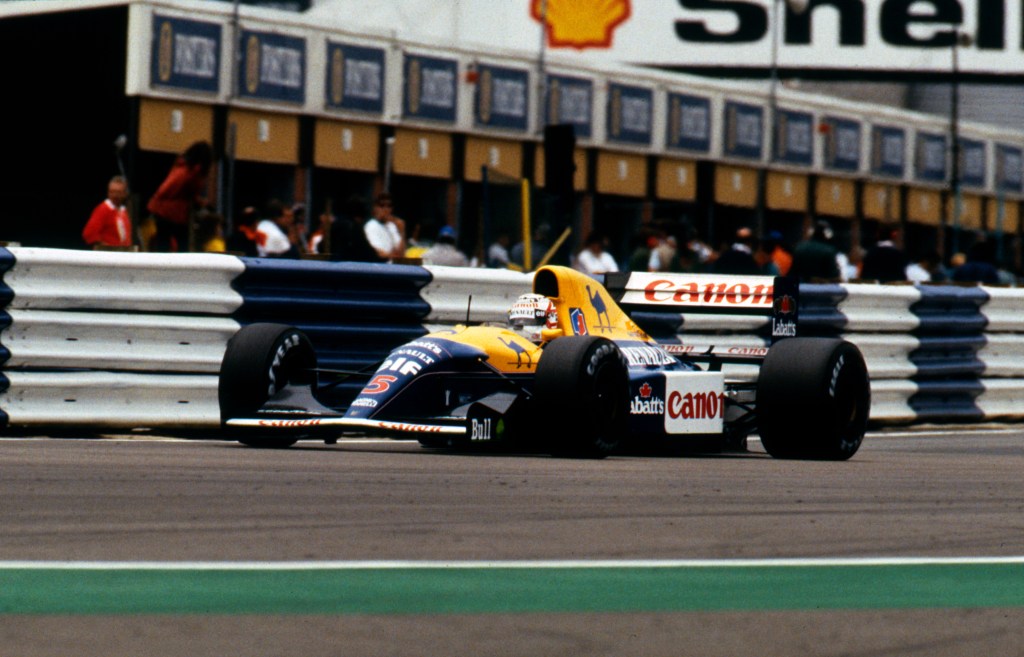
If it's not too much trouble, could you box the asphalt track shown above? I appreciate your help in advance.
[3,428,1024,656]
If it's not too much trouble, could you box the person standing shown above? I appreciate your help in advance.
[363,192,406,261]
[225,205,260,257]
[790,220,841,282]
[328,195,381,262]
[421,225,470,266]
[712,226,761,275]
[575,232,619,276]
[82,175,132,249]
[256,199,300,258]
[145,140,212,252]
[859,223,908,282]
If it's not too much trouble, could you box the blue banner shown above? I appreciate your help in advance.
[821,117,861,172]
[871,126,905,178]
[545,75,593,139]
[996,144,1023,193]
[915,132,947,183]
[404,54,458,123]
[239,30,306,104]
[666,93,711,153]
[325,42,385,114]
[151,15,221,93]
[957,138,986,189]
[607,84,652,146]
[723,101,763,160]
[773,109,813,166]
[474,64,529,131]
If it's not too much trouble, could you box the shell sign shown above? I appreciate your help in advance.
[531,0,631,50]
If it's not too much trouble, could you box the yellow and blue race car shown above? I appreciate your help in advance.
[219,265,869,459]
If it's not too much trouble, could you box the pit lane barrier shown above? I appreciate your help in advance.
[1,246,1022,430]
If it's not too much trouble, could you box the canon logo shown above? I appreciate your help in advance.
[676,0,1009,50]
[668,390,725,420]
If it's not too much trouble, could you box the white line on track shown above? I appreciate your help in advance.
[4,556,1024,570]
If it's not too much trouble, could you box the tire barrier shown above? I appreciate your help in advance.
[2,246,1023,430]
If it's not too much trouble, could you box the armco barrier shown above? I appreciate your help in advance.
[1,246,1023,430]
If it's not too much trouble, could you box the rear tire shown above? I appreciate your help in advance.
[533,337,629,458]
[219,323,317,449]
[756,337,869,460]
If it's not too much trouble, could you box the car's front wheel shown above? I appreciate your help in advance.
[533,336,630,458]
[756,337,870,460]
[219,323,317,448]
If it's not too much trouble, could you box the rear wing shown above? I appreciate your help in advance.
[603,272,799,343]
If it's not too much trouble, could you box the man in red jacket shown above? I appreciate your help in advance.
[82,175,132,248]
[146,140,212,252]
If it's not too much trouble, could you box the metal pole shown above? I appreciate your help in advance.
[383,136,396,193]
[756,0,781,240]
[950,31,965,257]
[536,0,549,134]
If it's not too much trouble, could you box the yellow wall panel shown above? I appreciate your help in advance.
[655,159,697,202]
[314,120,379,172]
[947,193,983,230]
[906,187,942,225]
[138,98,214,154]
[815,177,856,218]
[987,197,1020,234]
[534,147,588,191]
[596,152,647,197]
[862,183,902,221]
[714,165,758,208]
[766,172,808,212]
[392,128,452,179]
[227,109,299,165]
[464,137,523,183]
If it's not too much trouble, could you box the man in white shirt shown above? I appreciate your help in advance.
[364,192,406,261]
[575,232,619,276]
[256,200,298,258]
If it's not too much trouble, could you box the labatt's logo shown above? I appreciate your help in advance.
[531,0,631,50]
[630,382,665,416]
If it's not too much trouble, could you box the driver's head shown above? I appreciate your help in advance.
[507,293,558,343]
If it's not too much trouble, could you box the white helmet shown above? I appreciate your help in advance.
[508,293,558,343]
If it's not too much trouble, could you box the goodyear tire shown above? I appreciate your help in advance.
[533,336,629,458]
[756,337,870,460]
[219,323,316,449]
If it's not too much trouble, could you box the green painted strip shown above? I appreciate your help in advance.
[2,564,1024,615]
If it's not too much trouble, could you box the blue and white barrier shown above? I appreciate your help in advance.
[3,246,1024,430]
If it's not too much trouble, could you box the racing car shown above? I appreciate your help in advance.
[218,265,870,459]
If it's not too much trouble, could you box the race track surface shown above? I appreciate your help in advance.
[2,429,1024,655]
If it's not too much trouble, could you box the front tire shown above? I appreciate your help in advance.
[533,337,629,458]
[756,337,870,460]
[219,323,317,448]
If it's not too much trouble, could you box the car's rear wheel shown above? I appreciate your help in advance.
[219,323,316,448]
[756,337,869,460]
[533,336,629,458]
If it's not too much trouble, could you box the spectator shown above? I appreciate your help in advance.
[487,233,511,269]
[146,140,212,252]
[712,227,761,275]
[510,224,551,271]
[256,199,300,258]
[649,234,684,272]
[575,232,619,276]
[626,229,659,272]
[364,192,406,261]
[952,240,1001,285]
[290,203,309,255]
[859,223,908,282]
[195,211,226,253]
[308,208,333,255]
[329,195,381,263]
[762,230,793,275]
[906,250,943,283]
[790,220,841,282]
[422,225,470,267]
[225,205,260,256]
[82,175,132,249]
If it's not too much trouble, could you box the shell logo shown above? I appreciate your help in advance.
[531,0,631,50]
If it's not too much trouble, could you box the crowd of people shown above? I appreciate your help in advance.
[79,140,1016,286]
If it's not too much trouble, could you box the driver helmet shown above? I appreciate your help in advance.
[508,293,558,343]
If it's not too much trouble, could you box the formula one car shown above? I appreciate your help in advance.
[219,265,870,459]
